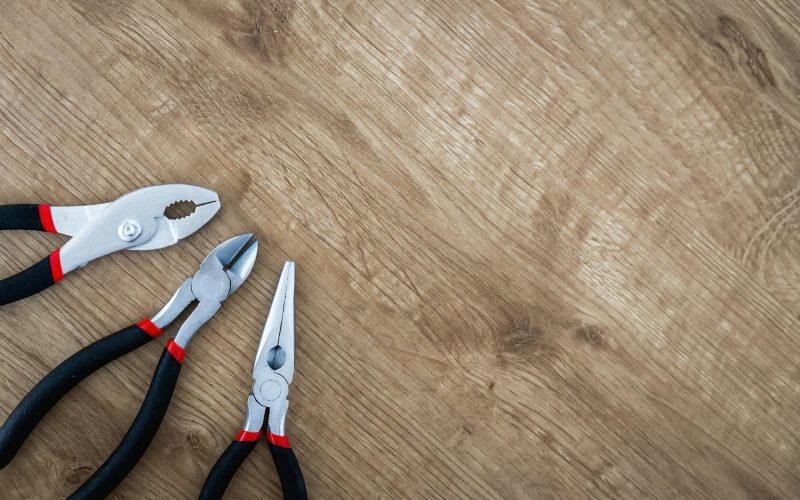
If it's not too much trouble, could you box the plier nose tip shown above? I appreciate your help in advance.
[254,260,295,383]
[201,233,257,269]
[226,236,259,291]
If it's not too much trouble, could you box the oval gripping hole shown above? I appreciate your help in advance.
[267,346,286,370]
[164,200,197,220]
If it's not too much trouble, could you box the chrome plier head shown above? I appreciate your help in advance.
[243,261,295,437]
[0,184,220,307]
[151,234,259,349]
[59,184,220,274]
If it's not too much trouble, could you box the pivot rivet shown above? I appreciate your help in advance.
[118,220,142,241]
[257,380,283,402]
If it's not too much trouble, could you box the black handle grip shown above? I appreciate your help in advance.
[0,204,47,231]
[269,442,307,500]
[0,254,58,306]
[69,348,183,500]
[0,324,155,468]
[198,439,259,500]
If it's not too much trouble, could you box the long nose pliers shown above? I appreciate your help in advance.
[0,184,220,306]
[0,234,258,499]
[200,261,307,500]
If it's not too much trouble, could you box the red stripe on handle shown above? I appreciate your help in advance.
[166,339,185,363]
[266,432,290,448]
[235,430,261,442]
[137,318,163,337]
[38,204,56,233]
[49,250,63,282]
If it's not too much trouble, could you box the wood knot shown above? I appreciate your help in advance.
[716,15,776,87]
[186,431,202,448]
[239,0,295,63]
[64,465,93,485]
[504,328,540,348]
[495,314,559,362]
[576,325,605,348]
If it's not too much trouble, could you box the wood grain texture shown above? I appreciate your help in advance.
[0,0,798,498]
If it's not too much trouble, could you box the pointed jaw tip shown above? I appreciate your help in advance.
[142,184,220,206]
[170,184,219,205]
[265,262,295,332]
[199,233,256,273]
[277,260,295,297]
[228,238,258,286]
[253,260,296,382]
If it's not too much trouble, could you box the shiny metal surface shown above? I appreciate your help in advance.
[241,394,266,434]
[50,203,110,236]
[198,233,258,297]
[254,261,295,388]
[170,234,258,348]
[150,279,194,330]
[131,199,220,251]
[242,261,295,436]
[57,184,220,274]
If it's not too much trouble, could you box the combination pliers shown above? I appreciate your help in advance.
[200,261,307,500]
[0,184,219,305]
[0,234,258,499]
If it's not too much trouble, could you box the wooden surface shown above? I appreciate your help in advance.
[0,0,798,498]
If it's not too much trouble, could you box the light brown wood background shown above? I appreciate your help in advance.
[0,0,797,498]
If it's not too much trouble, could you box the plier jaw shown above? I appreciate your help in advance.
[251,261,296,424]
[236,261,296,438]
[255,261,296,382]
[0,184,220,306]
[59,184,220,273]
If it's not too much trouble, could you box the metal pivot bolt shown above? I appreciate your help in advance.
[257,379,284,402]
[117,219,142,241]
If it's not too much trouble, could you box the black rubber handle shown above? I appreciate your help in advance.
[269,442,307,500]
[0,204,47,231]
[0,324,155,468]
[0,254,57,306]
[198,439,259,500]
[69,348,182,500]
